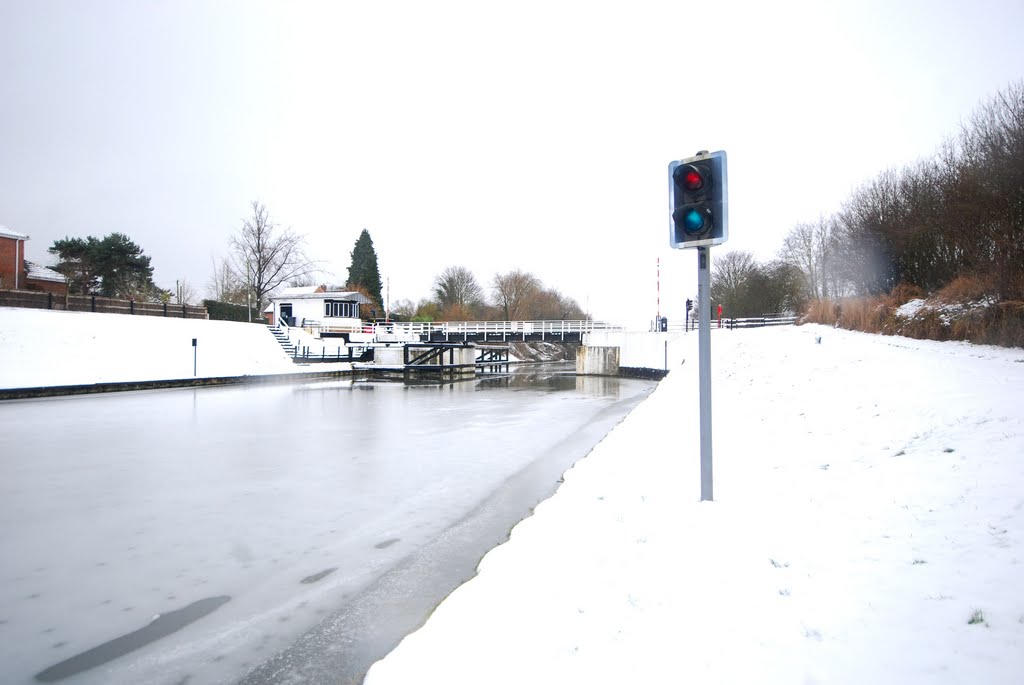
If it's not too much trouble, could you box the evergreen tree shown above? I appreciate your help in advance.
[94,233,156,298]
[346,228,383,307]
[49,232,160,299]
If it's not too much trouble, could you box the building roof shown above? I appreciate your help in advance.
[0,225,29,240]
[279,285,326,296]
[270,290,373,304]
[24,261,67,283]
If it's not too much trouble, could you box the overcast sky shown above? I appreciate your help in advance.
[2,0,1022,325]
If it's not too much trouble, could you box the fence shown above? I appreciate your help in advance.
[0,289,208,319]
[378,320,623,341]
[724,315,799,329]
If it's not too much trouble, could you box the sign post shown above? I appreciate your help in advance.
[697,247,713,500]
[668,149,728,502]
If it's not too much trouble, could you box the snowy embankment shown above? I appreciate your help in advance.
[0,307,351,389]
[365,326,1024,684]
[2,308,1022,682]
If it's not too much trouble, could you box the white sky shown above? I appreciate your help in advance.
[2,0,1022,325]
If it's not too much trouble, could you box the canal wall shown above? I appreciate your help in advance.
[576,345,619,376]
[578,331,686,379]
[506,340,577,362]
[0,369,359,400]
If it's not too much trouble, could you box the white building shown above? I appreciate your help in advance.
[267,286,375,342]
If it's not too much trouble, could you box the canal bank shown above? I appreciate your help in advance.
[0,308,678,397]
[364,326,1024,685]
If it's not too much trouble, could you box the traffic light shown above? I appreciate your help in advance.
[668,150,728,248]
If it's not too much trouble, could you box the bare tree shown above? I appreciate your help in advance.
[174,278,198,305]
[531,287,586,320]
[780,217,841,300]
[711,250,759,316]
[228,201,317,318]
[207,256,247,304]
[433,266,485,318]
[816,81,1023,301]
[491,269,540,320]
[389,298,417,320]
[287,274,321,288]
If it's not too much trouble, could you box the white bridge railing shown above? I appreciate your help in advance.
[376,319,624,340]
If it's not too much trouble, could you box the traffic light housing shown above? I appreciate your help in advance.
[668,150,728,249]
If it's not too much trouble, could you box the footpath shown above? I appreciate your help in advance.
[364,325,1024,685]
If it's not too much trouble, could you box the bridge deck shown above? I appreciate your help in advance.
[376,320,624,343]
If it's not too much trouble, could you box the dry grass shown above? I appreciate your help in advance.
[936,275,990,303]
[801,282,1024,348]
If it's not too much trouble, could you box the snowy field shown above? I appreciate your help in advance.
[2,307,1022,683]
[365,325,1024,684]
[0,307,350,388]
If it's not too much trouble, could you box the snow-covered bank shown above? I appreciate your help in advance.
[365,326,1024,684]
[0,307,350,389]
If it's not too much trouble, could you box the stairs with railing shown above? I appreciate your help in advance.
[268,323,297,356]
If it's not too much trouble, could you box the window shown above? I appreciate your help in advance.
[324,300,358,318]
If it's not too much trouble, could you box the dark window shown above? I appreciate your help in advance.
[325,300,358,318]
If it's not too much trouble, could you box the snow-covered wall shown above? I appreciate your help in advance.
[582,331,685,371]
[0,307,350,389]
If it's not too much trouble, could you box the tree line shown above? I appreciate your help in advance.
[390,265,586,322]
[713,80,1024,317]
[46,200,584,323]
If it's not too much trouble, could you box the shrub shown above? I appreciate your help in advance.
[799,290,1023,348]
[204,299,263,323]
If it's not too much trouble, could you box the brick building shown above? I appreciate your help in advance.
[0,225,67,293]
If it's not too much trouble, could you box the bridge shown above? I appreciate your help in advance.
[309,319,625,344]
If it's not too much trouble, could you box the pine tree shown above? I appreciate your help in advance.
[347,228,383,308]
[49,232,160,299]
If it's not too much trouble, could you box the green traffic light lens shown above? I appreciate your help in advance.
[683,208,705,234]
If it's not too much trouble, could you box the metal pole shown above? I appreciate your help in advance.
[697,246,713,501]
[656,256,660,325]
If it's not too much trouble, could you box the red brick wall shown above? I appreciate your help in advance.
[24,277,67,294]
[0,236,25,290]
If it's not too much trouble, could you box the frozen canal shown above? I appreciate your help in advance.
[0,366,654,684]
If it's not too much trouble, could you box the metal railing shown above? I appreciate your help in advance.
[723,315,799,329]
[377,320,624,340]
[291,345,372,363]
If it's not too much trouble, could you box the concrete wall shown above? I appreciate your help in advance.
[576,345,620,376]
[583,331,685,372]
[373,344,477,375]
[374,346,407,366]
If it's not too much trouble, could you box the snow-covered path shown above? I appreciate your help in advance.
[365,325,1024,684]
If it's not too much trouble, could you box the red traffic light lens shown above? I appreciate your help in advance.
[683,169,703,191]
[674,164,705,191]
